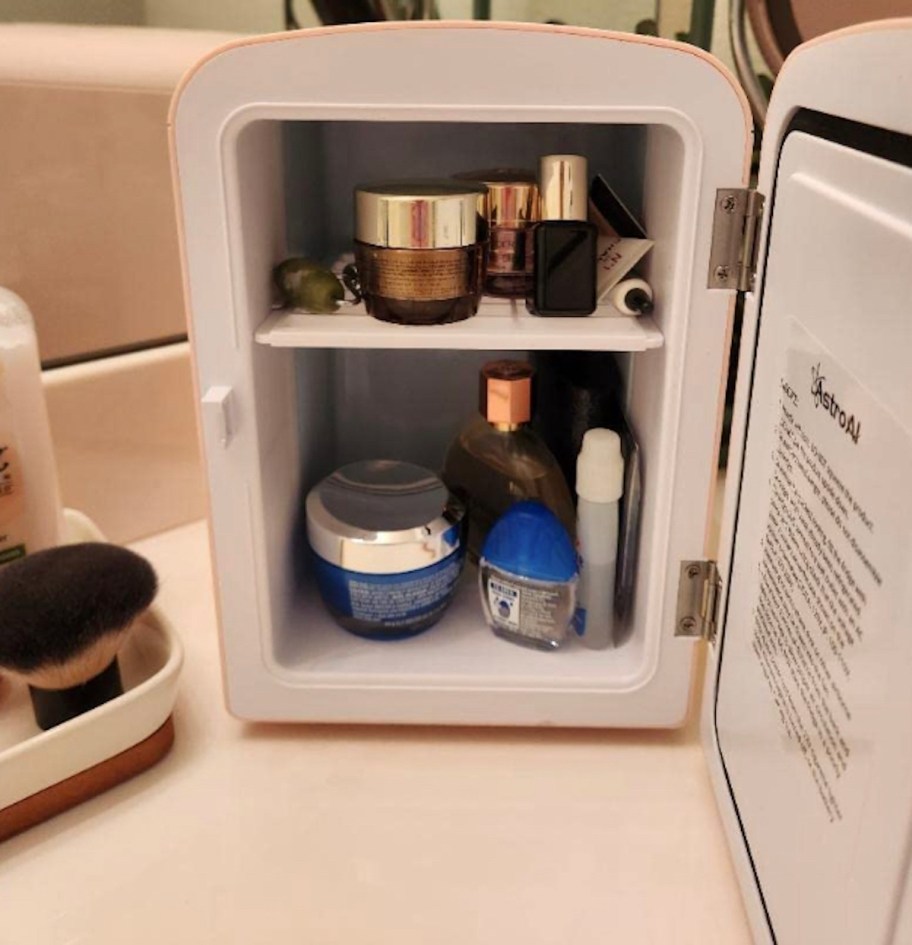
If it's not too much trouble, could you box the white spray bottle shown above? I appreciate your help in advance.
[0,288,62,565]
[574,428,624,649]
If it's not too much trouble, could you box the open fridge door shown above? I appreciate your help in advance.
[703,19,912,945]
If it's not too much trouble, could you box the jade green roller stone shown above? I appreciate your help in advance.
[273,258,344,313]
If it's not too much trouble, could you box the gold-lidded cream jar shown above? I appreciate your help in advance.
[455,169,539,297]
[354,180,487,325]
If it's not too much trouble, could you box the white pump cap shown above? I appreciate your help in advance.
[576,428,624,503]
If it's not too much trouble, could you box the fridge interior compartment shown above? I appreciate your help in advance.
[250,340,675,698]
[174,23,749,724]
[234,118,698,694]
[272,347,642,676]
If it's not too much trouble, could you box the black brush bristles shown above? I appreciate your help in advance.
[0,543,157,675]
[0,543,158,729]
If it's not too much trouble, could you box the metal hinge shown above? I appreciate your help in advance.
[707,188,765,292]
[675,560,722,643]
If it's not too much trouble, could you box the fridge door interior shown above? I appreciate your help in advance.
[704,20,912,945]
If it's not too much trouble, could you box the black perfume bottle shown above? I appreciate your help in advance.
[526,154,597,317]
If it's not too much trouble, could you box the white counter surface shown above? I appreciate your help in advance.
[1,520,752,944]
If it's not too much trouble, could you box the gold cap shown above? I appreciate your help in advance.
[480,360,533,428]
[355,180,487,249]
[539,154,588,222]
[454,169,540,227]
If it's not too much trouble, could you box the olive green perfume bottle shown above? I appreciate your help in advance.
[442,360,576,562]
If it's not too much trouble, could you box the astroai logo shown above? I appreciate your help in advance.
[811,363,861,444]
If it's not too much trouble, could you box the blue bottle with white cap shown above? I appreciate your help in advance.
[478,500,578,651]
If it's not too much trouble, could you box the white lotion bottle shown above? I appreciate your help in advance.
[574,428,624,649]
[0,288,61,565]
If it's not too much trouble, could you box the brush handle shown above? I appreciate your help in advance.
[29,658,123,730]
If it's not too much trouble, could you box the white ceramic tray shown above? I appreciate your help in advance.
[0,509,183,816]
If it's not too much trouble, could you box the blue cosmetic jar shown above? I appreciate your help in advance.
[306,460,466,640]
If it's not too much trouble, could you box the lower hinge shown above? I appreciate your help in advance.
[675,560,722,643]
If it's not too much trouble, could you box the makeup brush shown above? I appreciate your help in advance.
[0,542,157,730]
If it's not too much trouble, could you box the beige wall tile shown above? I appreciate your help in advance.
[0,25,235,364]
[0,84,186,363]
[43,342,206,543]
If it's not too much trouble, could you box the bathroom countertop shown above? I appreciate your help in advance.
[1,519,752,945]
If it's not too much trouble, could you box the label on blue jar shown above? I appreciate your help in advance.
[313,547,464,632]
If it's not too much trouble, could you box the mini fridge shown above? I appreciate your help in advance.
[171,19,912,944]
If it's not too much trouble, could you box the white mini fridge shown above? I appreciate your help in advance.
[171,19,912,944]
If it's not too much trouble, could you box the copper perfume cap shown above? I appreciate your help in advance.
[540,154,588,222]
[454,169,540,227]
[480,360,533,427]
[355,180,487,249]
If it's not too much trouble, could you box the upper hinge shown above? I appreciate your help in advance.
[675,560,722,643]
[707,188,765,293]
